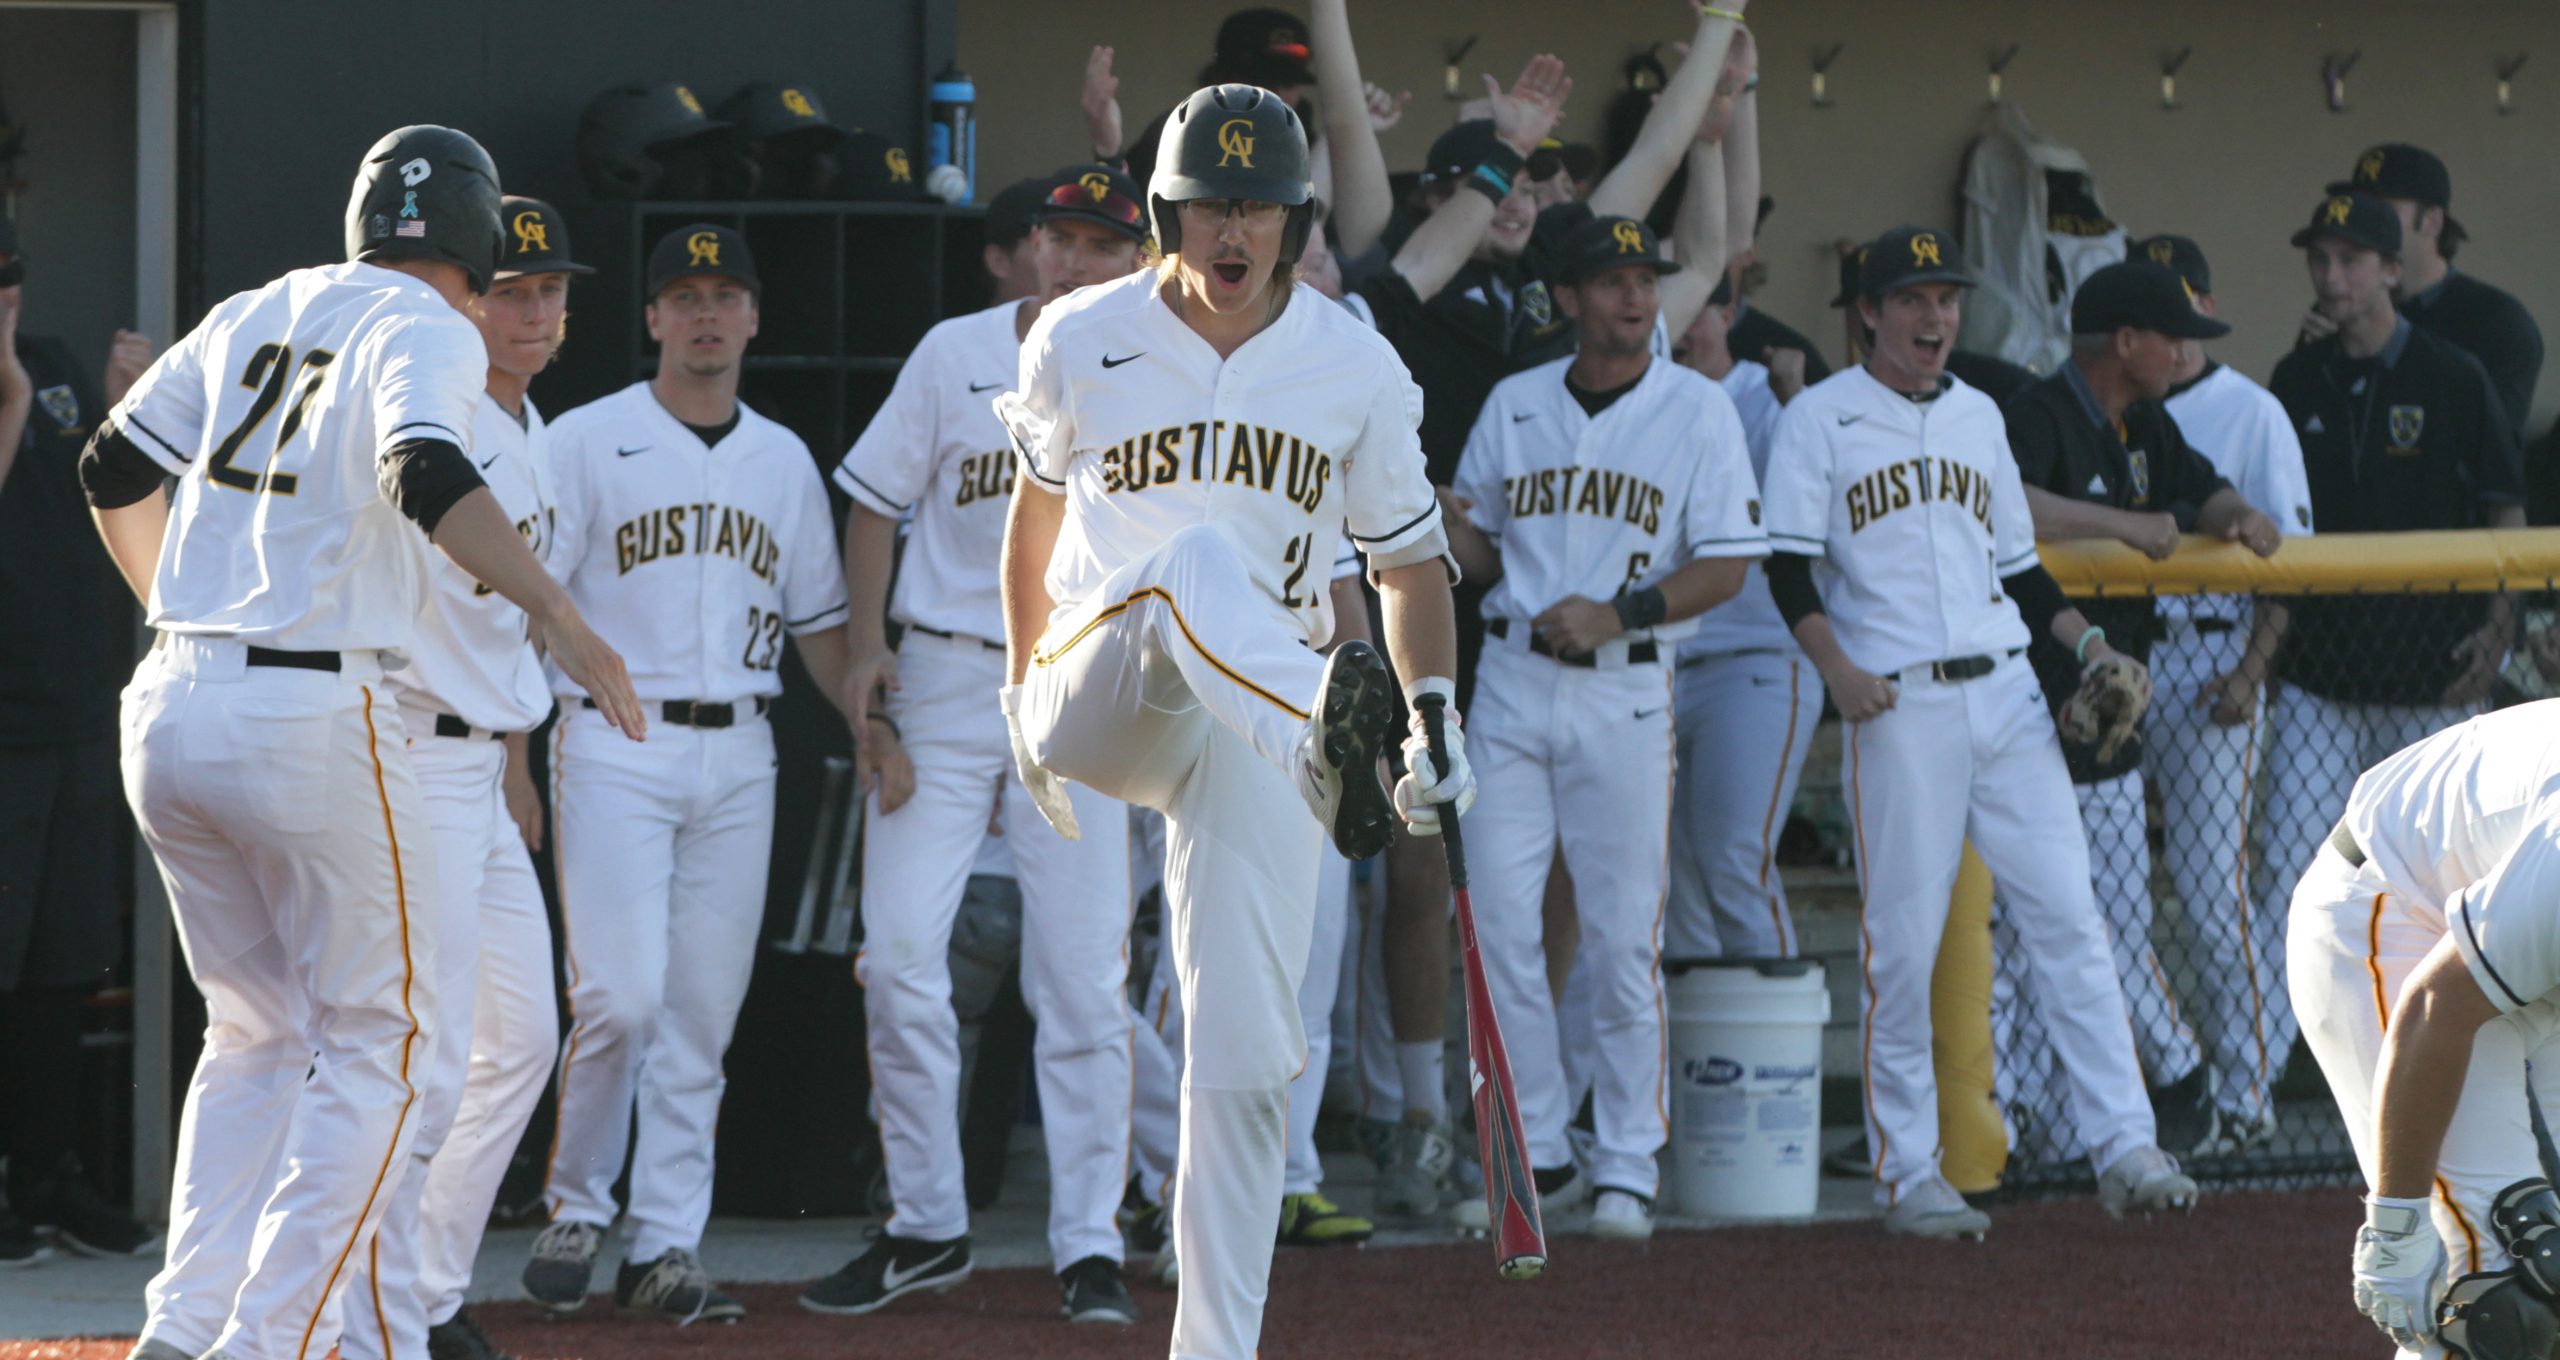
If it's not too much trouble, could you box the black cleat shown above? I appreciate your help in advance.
[426,1307,513,1360]
[1058,1254,1138,1324]
[1296,641,1400,859]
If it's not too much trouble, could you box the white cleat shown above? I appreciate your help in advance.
[1588,1189,1657,1242]
[2099,1145,2199,1219]
[1376,1120,1455,1218]
[1883,1176,1992,1242]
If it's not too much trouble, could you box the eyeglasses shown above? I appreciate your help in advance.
[1177,198,1288,228]
[1044,178,1144,229]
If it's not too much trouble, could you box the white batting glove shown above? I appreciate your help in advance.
[999,684,1080,841]
[1393,690,1477,835]
[2353,1196,2446,1351]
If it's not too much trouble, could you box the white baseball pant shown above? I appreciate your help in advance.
[1019,525,1325,1360]
[543,706,773,1261]
[124,639,438,1360]
[1668,649,1821,960]
[1846,655,2156,1204]
[2290,840,2560,1359]
[1464,637,1674,1198]
[2146,616,2286,1127]
[857,629,1134,1267]
[341,718,556,1357]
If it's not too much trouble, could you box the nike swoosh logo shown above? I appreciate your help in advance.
[1634,707,1665,720]
[968,381,1003,393]
[1512,413,1535,423]
[881,1247,959,1292]
[477,451,502,470]
[1835,414,1864,427]
[616,446,649,458]
[1101,352,1146,369]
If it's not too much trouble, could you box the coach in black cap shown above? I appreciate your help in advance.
[2321,142,2542,439]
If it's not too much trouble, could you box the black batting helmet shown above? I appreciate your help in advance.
[575,83,757,200]
[344,125,504,294]
[1149,84,1313,265]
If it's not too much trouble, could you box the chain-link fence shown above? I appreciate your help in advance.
[1991,534,2560,1194]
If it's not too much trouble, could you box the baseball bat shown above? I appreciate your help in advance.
[1419,695,1546,1281]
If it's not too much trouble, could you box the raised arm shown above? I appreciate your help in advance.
[1081,45,1126,163]
[1656,135,1728,342]
[1719,28,1761,261]
[1388,55,1570,303]
[1585,0,1746,220]
[1308,0,1399,259]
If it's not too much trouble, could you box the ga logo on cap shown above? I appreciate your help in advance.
[1612,221,1645,254]
[2358,147,2386,184]
[676,86,703,115]
[687,230,722,266]
[1217,118,1257,169]
[2147,240,2175,266]
[1080,171,1113,202]
[781,88,816,118]
[1910,233,1944,268]
[2326,196,2354,226]
[512,210,550,255]
[885,148,913,183]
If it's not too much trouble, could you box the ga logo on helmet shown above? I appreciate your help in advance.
[781,88,816,119]
[1682,1055,1744,1087]
[885,148,913,183]
[1217,118,1257,169]
[675,85,704,115]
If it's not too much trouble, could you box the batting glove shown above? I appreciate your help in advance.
[2353,1195,2447,1351]
[1393,694,1477,835]
[999,684,1080,841]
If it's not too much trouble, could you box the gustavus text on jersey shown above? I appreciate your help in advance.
[1500,466,1666,534]
[614,501,781,583]
[1095,419,1331,511]
[1846,456,1995,535]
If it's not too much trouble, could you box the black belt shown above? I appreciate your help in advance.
[906,623,1005,653]
[431,714,504,741]
[1907,649,2021,683]
[2329,820,2366,869]
[247,646,340,672]
[583,696,771,728]
[1485,617,1658,668]
[2190,618,2239,635]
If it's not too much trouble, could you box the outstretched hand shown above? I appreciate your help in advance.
[1485,54,1573,158]
[1082,46,1124,159]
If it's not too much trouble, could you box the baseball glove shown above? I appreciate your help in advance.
[2059,654,2152,763]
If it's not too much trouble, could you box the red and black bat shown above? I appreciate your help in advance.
[1419,696,1546,1280]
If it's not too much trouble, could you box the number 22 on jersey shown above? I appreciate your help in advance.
[208,342,336,495]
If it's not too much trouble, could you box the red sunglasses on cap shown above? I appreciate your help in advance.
[1044,177,1145,229]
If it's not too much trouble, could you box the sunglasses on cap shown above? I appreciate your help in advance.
[1045,178,1145,229]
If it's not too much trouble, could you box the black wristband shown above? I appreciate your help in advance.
[1612,585,1668,632]
[1460,143,1528,204]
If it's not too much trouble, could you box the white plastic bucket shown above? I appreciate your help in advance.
[1666,958,1829,1219]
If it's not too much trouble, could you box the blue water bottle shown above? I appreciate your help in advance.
[927,62,976,204]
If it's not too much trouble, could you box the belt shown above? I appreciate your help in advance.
[1900,648,2021,684]
[905,623,1005,653]
[583,696,771,728]
[2191,618,2238,635]
[431,714,504,742]
[153,634,342,672]
[2328,819,2366,869]
[1485,617,1658,668]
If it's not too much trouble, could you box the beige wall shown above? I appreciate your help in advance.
[962,0,2560,436]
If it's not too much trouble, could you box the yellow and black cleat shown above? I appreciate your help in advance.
[1277,1192,1375,1246]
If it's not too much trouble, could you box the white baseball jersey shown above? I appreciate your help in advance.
[997,270,1446,649]
[2339,700,2560,927]
[1454,354,1766,639]
[386,394,556,731]
[1760,367,2038,675]
[545,383,848,703]
[2161,362,2315,622]
[835,301,1022,642]
[1685,359,1792,658]
[107,261,484,649]
[2450,795,2560,1015]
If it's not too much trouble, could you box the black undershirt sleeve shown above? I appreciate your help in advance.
[2002,563,2073,638]
[1767,552,1825,631]
[379,437,487,535]
[77,422,170,509]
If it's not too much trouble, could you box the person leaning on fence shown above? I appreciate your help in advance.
[2253,191,2526,950]
[1995,260,2282,1161]
[2137,232,2317,1160]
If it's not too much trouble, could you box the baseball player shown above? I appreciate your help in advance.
[797,165,1146,1325]
[997,86,1466,1360]
[337,196,591,1360]
[81,126,640,1360]
[1756,225,2195,1239]
[1666,270,1820,962]
[524,223,853,1322]
[1438,214,1761,1242]
[2135,233,2316,1155]
[2288,702,2560,1356]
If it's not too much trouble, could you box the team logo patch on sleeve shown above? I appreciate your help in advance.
[2387,404,2424,452]
[37,384,79,429]
[2126,448,2150,503]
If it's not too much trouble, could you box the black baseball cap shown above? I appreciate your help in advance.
[716,82,844,144]
[985,173,1063,249]
[645,223,759,298]
[1417,120,1563,186]
[2070,261,2230,340]
[2291,191,2401,258]
[2327,142,2451,209]
[1552,214,1681,286]
[1858,225,1971,298]
[494,196,595,280]
[1033,164,1148,241]
[2127,234,2210,295]
[1213,8,1315,89]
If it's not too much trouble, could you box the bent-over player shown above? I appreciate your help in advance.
[83,127,639,1360]
[2292,703,2560,1356]
[799,165,1146,1325]
[1757,226,2195,1240]
[524,224,853,1322]
[996,86,1470,1360]
[1441,214,1761,1242]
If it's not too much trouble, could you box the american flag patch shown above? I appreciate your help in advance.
[395,220,427,238]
